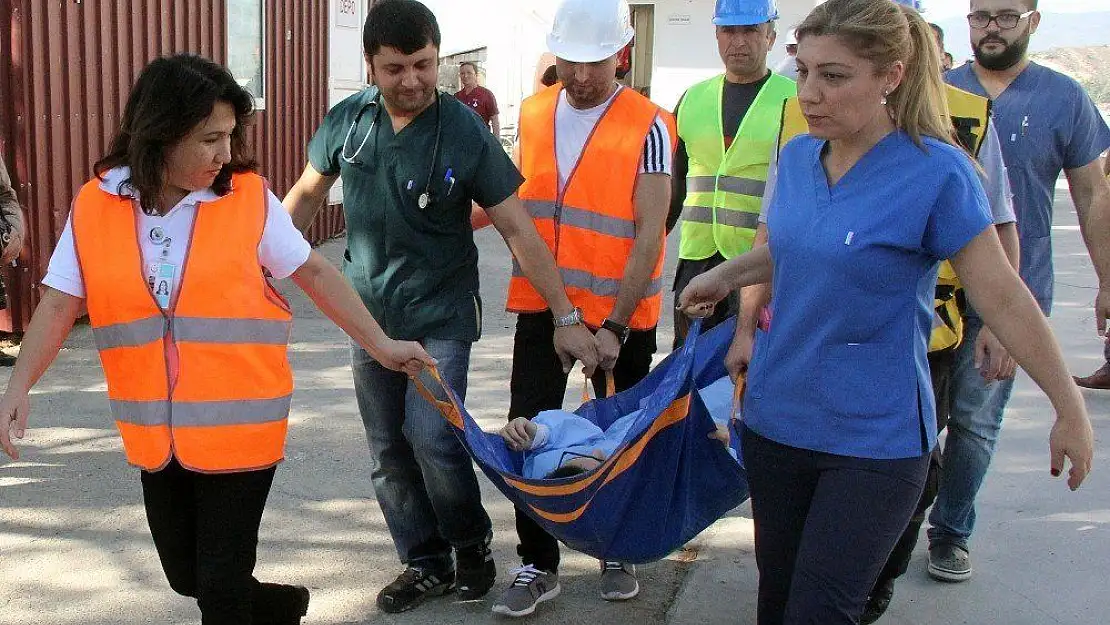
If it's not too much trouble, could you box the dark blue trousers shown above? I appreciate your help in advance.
[743,428,930,625]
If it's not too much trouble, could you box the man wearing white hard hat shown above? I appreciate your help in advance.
[666,0,796,351]
[774,30,798,80]
[496,0,676,617]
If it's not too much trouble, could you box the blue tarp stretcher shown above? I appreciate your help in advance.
[412,318,749,564]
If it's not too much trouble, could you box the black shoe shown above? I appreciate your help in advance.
[376,566,455,614]
[860,579,894,625]
[456,541,497,600]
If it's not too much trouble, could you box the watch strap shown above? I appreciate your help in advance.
[601,318,631,344]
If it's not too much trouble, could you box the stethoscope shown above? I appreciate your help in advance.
[341,89,445,210]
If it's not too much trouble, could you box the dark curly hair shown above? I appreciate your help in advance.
[95,54,257,214]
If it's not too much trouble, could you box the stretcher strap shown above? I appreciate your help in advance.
[580,371,617,403]
[410,365,466,429]
[732,373,747,424]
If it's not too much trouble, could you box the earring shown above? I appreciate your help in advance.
[881,90,889,106]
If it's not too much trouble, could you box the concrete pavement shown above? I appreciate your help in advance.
[1,183,1107,624]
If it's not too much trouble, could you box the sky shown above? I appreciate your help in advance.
[921,0,1108,20]
[420,0,1110,59]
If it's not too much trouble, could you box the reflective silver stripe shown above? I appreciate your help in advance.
[173,317,291,345]
[171,396,292,427]
[93,316,166,350]
[681,205,714,225]
[111,400,170,427]
[512,262,663,299]
[685,175,766,197]
[680,205,759,230]
[560,205,636,239]
[523,200,557,220]
[686,176,718,193]
[110,396,291,427]
[561,268,663,298]
[717,176,767,197]
[716,210,761,230]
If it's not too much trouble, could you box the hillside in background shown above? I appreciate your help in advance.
[1031,46,1110,108]
[938,11,1110,65]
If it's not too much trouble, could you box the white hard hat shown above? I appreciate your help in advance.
[547,0,635,64]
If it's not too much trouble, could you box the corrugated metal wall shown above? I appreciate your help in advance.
[255,0,345,246]
[0,0,343,332]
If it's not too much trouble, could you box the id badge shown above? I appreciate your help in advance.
[147,262,177,308]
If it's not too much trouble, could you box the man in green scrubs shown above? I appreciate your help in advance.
[283,0,597,615]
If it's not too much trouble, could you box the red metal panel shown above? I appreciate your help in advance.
[0,0,338,332]
[251,0,345,247]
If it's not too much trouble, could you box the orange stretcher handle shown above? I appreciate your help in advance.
[580,371,617,403]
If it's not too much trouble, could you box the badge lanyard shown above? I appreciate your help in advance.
[147,226,175,309]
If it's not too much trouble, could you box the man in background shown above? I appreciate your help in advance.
[930,0,1110,584]
[0,155,26,366]
[455,61,501,138]
[1074,152,1110,390]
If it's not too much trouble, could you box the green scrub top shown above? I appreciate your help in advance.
[309,87,523,342]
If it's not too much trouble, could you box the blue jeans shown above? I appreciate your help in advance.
[928,316,1015,549]
[351,338,492,572]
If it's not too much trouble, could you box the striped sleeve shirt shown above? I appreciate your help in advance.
[639,115,673,176]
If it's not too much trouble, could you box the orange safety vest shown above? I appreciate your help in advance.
[71,172,294,473]
[509,85,676,330]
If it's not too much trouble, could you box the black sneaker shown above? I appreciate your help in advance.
[860,578,894,625]
[456,541,497,600]
[376,566,455,614]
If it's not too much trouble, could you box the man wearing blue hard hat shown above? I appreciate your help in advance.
[667,0,796,352]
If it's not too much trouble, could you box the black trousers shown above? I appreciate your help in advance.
[141,458,303,625]
[874,347,955,588]
[672,254,739,350]
[508,311,656,572]
[743,428,930,625]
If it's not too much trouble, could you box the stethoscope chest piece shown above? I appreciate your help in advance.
[418,192,431,210]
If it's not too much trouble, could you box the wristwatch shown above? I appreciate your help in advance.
[601,318,631,344]
[553,307,584,328]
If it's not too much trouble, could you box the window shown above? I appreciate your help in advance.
[228,0,265,109]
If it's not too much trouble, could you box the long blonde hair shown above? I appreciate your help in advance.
[796,0,955,150]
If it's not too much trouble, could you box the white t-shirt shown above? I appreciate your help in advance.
[555,86,673,190]
[43,167,311,306]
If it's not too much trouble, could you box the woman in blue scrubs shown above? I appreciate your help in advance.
[678,0,1094,623]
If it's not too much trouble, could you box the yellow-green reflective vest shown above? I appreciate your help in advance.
[677,73,797,261]
[776,85,992,352]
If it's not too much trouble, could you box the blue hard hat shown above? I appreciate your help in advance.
[713,0,779,26]
[891,0,925,10]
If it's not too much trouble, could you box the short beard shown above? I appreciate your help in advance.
[973,32,1030,71]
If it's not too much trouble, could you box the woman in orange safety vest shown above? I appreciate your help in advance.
[0,54,434,625]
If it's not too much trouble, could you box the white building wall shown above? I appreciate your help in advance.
[646,0,821,111]
[431,0,822,122]
[327,0,372,204]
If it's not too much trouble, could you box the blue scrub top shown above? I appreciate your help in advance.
[747,131,992,459]
[947,62,1110,314]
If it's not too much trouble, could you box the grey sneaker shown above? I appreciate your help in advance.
[491,565,561,617]
[600,561,640,601]
[928,543,972,582]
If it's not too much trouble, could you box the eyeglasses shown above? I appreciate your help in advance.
[967,10,1034,30]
